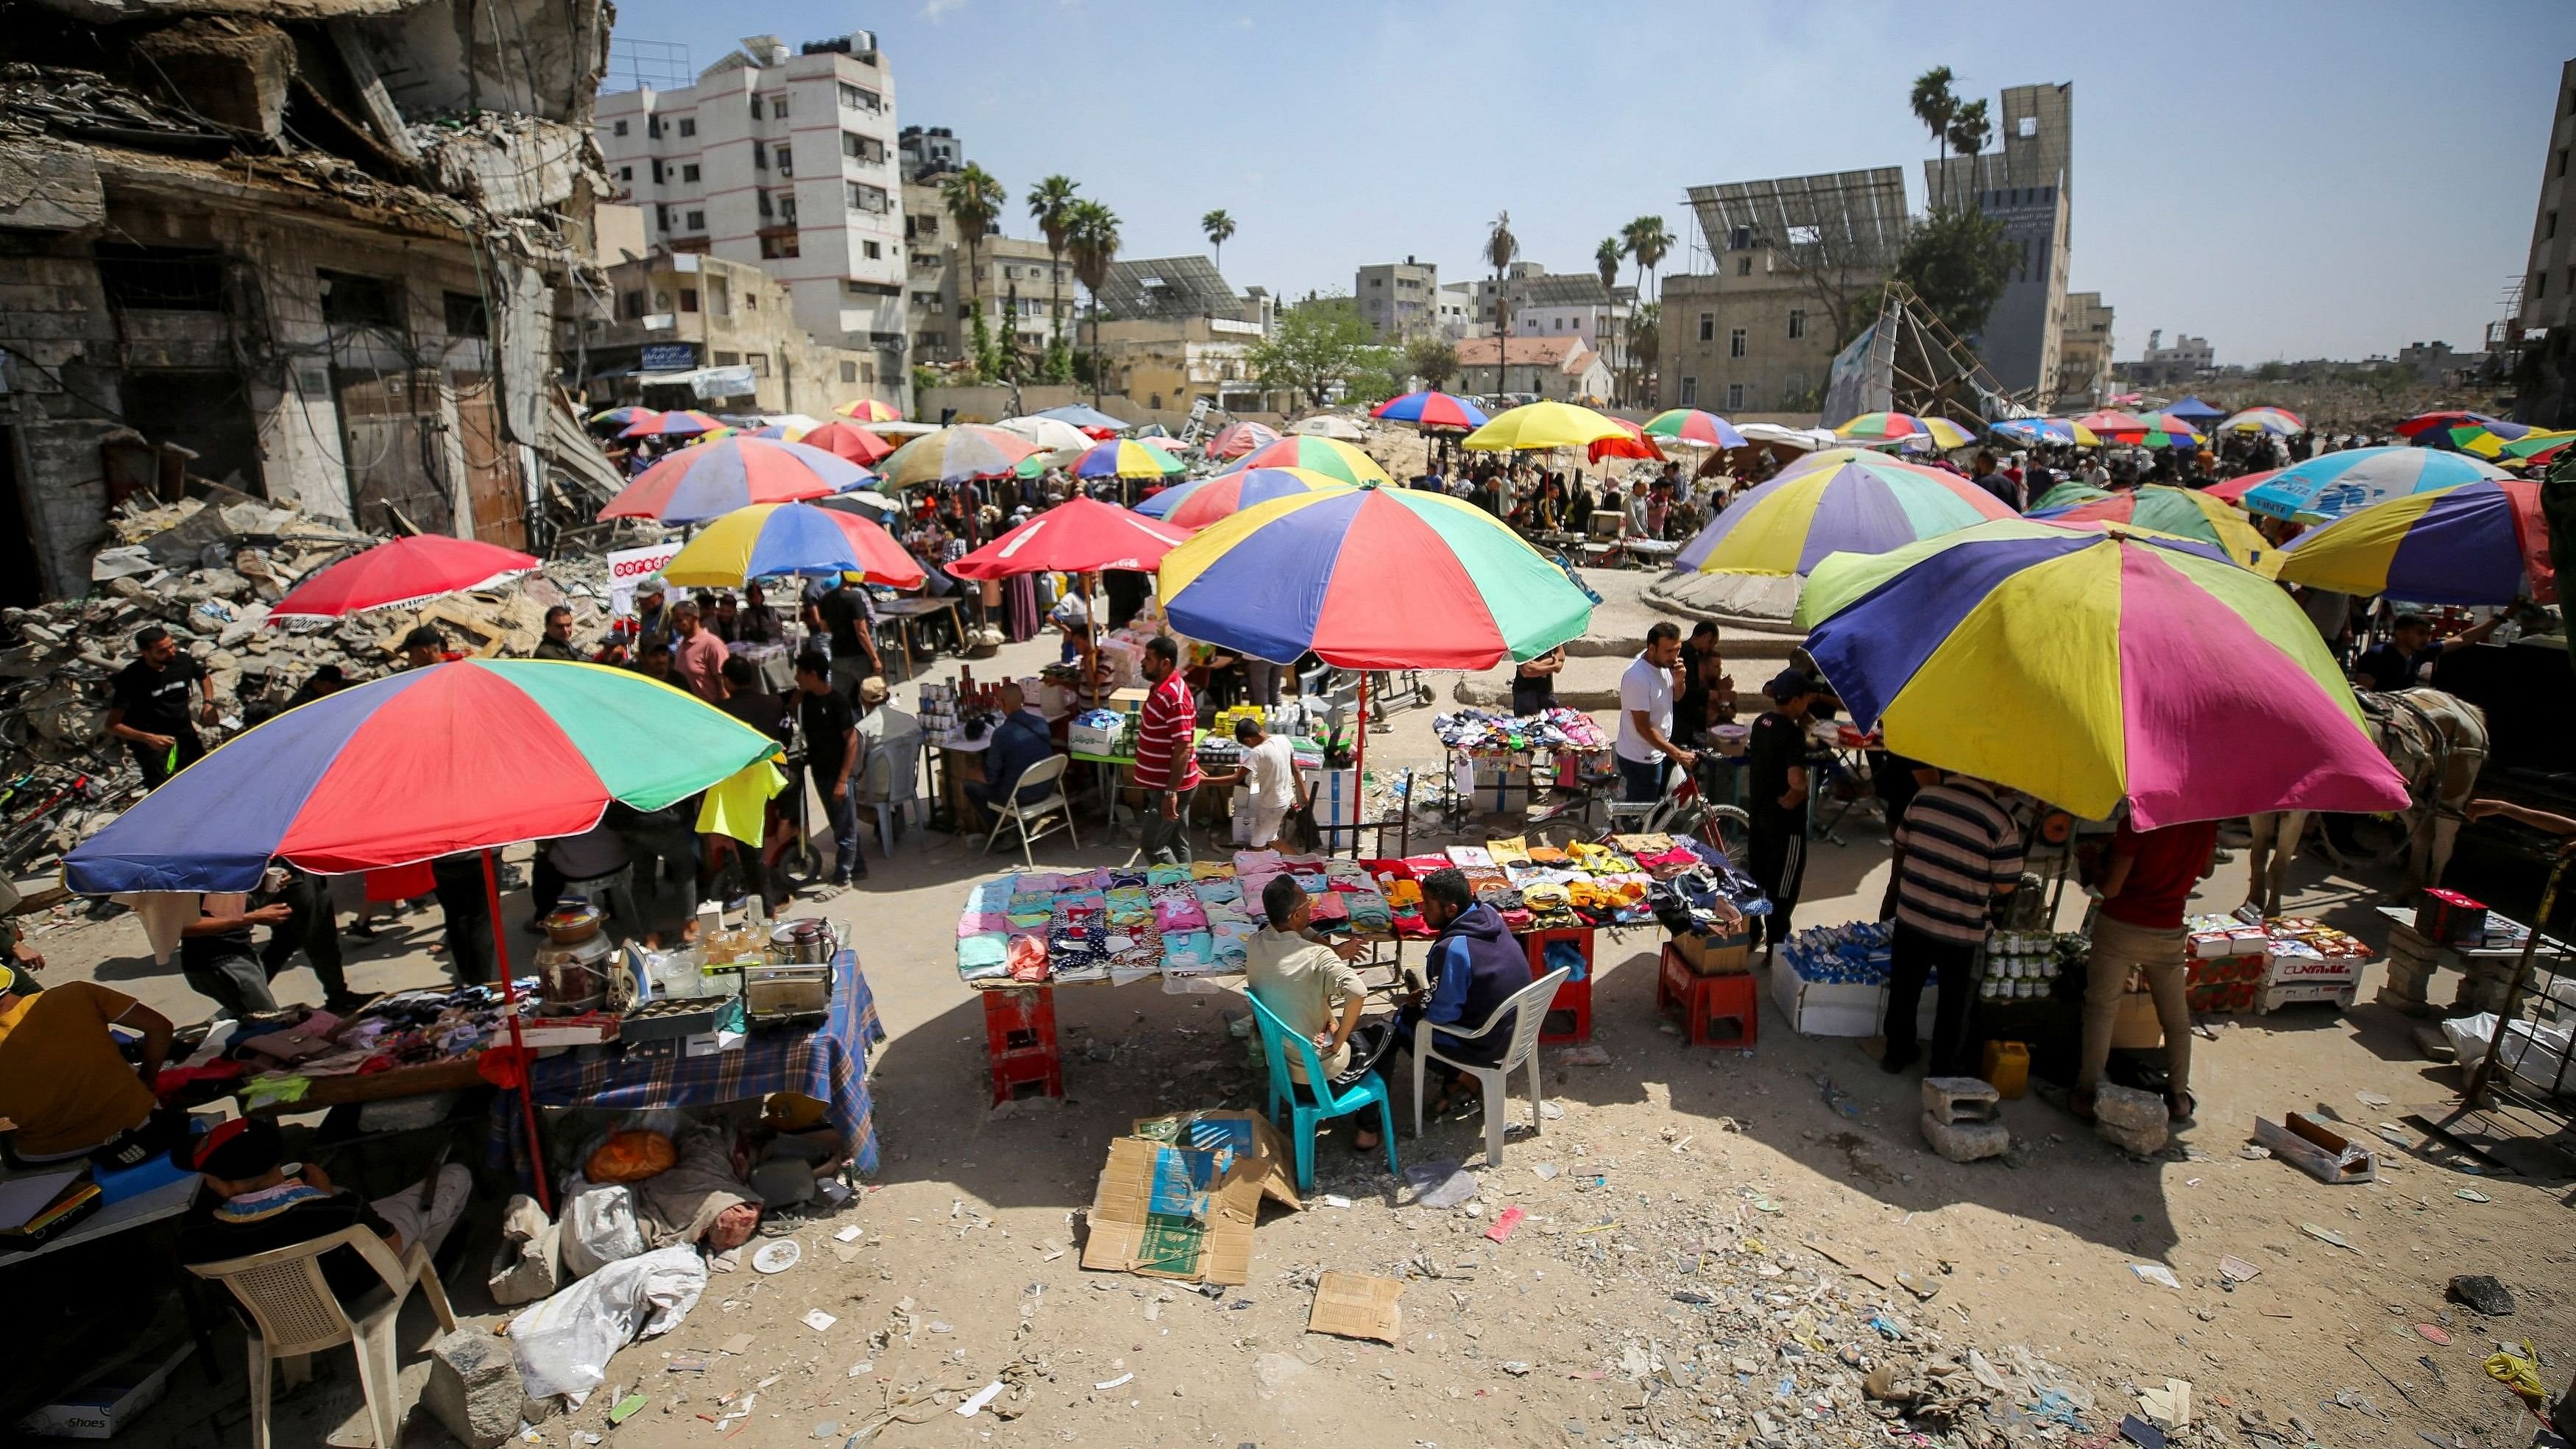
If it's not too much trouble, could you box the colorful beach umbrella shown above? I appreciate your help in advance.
[947,497,1192,581]
[660,502,925,589]
[1158,483,1591,670]
[1071,439,1187,480]
[269,536,539,624]
[1222,435,1393,487]
[1371,392,1490,432]
[1833,412,1976,451]
[1134,467,1350,530]
[2201,469,2278,506]
[2502,428,2576,461]
[2165,396,2226,423]
[2241,447,2513,523]
[798,420,895,466]
[994,416,1097,453]
[1206,421,1284,458]
[1990,417,2101,448]
[590,406,659,429]
[835,398,902,423]
[622,409,724,439]
[2134,412,2207,447]
[1642,408,1749,450]
[2276,480,2555,606]
[2219,407,2304,436]
[1790,520,2410,829]
[2395,411,2532,458]
[2028,478,2113,512]
[877,425,1044,490]
[599,438,873,523]
[2031,484,2276,572]
[1460,400,1628,453]
[1588,417,1666,464]
[1672,448,2014,578]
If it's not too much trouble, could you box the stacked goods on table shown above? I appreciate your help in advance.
[2185,913,2374,1013]
[2185,914,2271,1013]
[154,978,548,1113]
[1435,708,1613,813]
[1770,921,1920,1038]
[1978,929,2090,1003]
[1066,708,1137,758]
[954,855,1395,986]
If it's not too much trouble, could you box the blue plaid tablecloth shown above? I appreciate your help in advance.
[519,949,886,1175]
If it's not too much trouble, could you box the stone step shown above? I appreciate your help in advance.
[1921,1076,2002,1125]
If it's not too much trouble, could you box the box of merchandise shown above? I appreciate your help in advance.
[18,1343,191,1439]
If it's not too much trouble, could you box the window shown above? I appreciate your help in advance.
[909,212,940,238]
[841,133,887,164]
[684,209,705,230]
[1787,309,1805,341]
[863,361,874,385]
[1678,376,1696,406]
[620,289,644,319]
[2558,147,2569,179]
[1728,327,1747,359]
[707,277,729,316]
[779,198,797,224]
[1736,255,1752,276]
[753,141,769,170]
[654,204,670,230]
[646,117,662,138]
[748,96,763,120]
[712,350,740,366]
[677,117,696,138]
[841,361,859,383]
[612,118,629,136]
[771,93,790,118]
[442,290,489,338]
[745,294,757,310]
[863,239,882,259]
[1725,382,1745,410]
[2017,115,2037,138]
[1727,225,1752,250]
[93,244,224,311]
[2550,210,2560,241]
[1370,277,1383,288]
[1697,312,1714,343]
[776,146,792,177]
[649,159,664,183]
[681,163,700,183]
[746,352,770,377]
[618,165,632,182]
[846,182,888,213]
[839,83,880,112]
[760,231,802,258]
[679,288,698,312]
[757,192,774,219]
[2538,272,2549,300]
[319,270,402,328]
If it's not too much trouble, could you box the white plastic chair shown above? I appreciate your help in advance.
[981,753,1078,867]
[1412,964,1573,1169]
[187,1224,458,1449]
[869,712,924,857]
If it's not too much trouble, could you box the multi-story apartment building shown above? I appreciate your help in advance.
[1509,273,1631,355]
[1662,168,1908,417]
[2055,291,2115,408]
[1355,258,1439,341]
[577,252,880,415]
[595,31,905,405]
[1434,281,1481,339]
[898,124,962,182]
[2514,59,2576,337]
[2126,328,2214,387]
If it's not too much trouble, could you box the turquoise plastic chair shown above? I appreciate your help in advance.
[1246,993,1399,1192]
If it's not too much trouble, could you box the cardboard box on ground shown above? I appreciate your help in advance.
[1079,1110,1299,1287]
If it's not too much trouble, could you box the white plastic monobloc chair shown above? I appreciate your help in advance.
[187,1224,458,1449]
[1412,964,1573,1169]
[981,753,1078,867]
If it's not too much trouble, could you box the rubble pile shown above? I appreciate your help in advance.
[0,495,620,867]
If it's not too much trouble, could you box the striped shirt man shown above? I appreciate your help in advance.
[1892,778,2025,944]
[1130,668,1201,794]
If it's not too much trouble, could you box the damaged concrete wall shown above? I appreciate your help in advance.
[347,0,609,126]
[0,238,127,601]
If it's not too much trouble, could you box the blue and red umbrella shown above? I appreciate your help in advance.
[621,409,724,439]
[599,438,875,524]
[1135,467,1349,529]
[1373,391,1491,431]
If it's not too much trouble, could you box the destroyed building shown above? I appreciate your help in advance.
[0,0,629,605]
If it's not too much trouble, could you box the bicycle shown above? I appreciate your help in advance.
[0,771,136,874]
[1603,757,1750,866]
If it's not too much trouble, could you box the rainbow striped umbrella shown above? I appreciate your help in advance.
[1791,520,2409,827]
[2031,484,2276,572]
[1071,439,1186,480]
[2219,407,2304,436]
[2503,428,2576,463]
[835,398,903,423]
[622,409,724,439]
[1991,417,2101,448]
[2242,446,2512,522]
[1135,467,1350,530]
[591,406,659,428]
[2136,412,2206,446]
[1643,408,1749,449]
[2276,480,2555,606]
[599,438,874,523]
[1222,435,1393,487]
[877,425,1044,489]
[2395,411,2531,457]
[2028,478,2112,512]
[1158,483,1590,670]
[1833,412,1976,450]
[660,502,926,589]
[1372,392,1490,432]
[1675,448,2013,578]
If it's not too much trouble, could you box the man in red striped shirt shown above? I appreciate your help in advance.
[1133,636,1202,863]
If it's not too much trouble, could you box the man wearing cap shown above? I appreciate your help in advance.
[176,1117,472,1300]
[0,968,177,1167]
[633,581,669,642]
[1744,671,1816,951]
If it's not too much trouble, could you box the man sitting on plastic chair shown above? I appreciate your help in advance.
[1248,876,1391,1153]
[1398,868,1536,1122]
[176,1117,470,1300]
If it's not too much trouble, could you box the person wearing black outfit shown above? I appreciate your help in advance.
[107,626,215,790]
[815,578,883,701]
[1744,671,1816,951]
[795,651,867,887]
[1510,647,1565,716]
[428,853,496,985]
[1968,450,2023,514]
[533,605,581,661]
[178,887,297,1016]
[263,866,358,1011]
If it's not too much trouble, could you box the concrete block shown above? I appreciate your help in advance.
[1919,1110,2010,1163]
[2097,1118,2168,1156]
[421,1328,551,1449]
[1919,1076,2000,1124]
[2091,1083,2166,1133]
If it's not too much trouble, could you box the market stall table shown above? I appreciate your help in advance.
[876,596,964,680]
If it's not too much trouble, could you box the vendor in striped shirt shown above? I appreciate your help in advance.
[1878,772,2023,1075]
[1132,636,1203,865]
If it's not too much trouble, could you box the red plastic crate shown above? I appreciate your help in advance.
[980,986,1063,1103]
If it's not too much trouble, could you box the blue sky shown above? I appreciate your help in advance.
[605,0,2576,364]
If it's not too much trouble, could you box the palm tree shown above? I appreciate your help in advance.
[1594,237,1623,401]
[1485,210,1517,392]
[1066,199,1122,405]
[1027,174,1080,360]
[1200,208,1236,273]
[1911,65,1957,167]
[941,163,1006,363]
[1946,99,1992,168]
[1618,216,1672,405]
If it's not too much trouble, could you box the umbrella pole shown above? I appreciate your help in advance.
[1354,671,1367,860]
[484,848,552,1214]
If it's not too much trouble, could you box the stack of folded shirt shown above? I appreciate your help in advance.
[1518,880,1579,929]
[1146,862,1195,888]
[1525,844,1571,867]
[1341,883,1394,938]
[1150,887,1209,933]
[1105,886,1153,928]
[1403,854,1453,878]
[1192,876,1242,907]
[1487,836,1531,865]
[1189,860,1234,880]
[1446,845,1496,868]
[958,933,1010,979]
[1306,892,1351,931]
[1160,932,1217,974]
[1233,849,1287,876]
[1633,845,1703,881]
[1459,865,1510,896]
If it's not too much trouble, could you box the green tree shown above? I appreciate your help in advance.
[1065,199,1122,403]
[1595,237,1624,400]
[1404,335,1459,392]
[1027,174,1080,367]
[1910,66,1958,167]
[1485,210,1518,346]
[941,163,1006,373]
[1201,208,1236,272]
[1624,302,1658,403]
[1248,296,1392,408]
[1619,216,1671,406]
[1946,99,1992,164]
[1896,205,2015,341]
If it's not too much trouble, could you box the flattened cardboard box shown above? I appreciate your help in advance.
[1130,1109,1302,1211]
[1307,1271,1403,1344]
[1082,1135,1262,1286]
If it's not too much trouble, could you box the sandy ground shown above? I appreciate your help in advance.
[11,621,2572,1449]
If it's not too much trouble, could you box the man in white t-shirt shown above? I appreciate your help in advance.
[1615,620,1696,803]
[1209,717,1305,848]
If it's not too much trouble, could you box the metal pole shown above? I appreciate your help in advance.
[484,848,552,1214]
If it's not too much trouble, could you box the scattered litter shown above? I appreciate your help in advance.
[846,1361,873,1377]
[2139,1378,2192,1427]
[2120,1414,2169,1449]
[668,1356,709,1373]
[2255,1115,2377,1185]
[608,1395,647,1425]
[2485,1340,2550,1409]
[719,1334,755,1356]
[1540,1100,1565,1120]
[1531,1163,1559,1181]
[1308,1272,1404,1344]
[2454,1187,2490,1202]
[1401,1161,1479,1209]
[954,1381,1005,1417]
[2299,1222,2358,1253]
[2447,1275,2516,1316]
[833,1225,864,1243]
[2355,1089,2392,1108]
[2218,1255,2262,1283]
[1554,1044,1611,1067]
[811,1423,837,1441]
[802,1309,838,1333]
[1322,1194,1353,1208]
[752,1240,802,1274]
[2415,1324,2451,1345]
[1484,1206,1525,1243]
[1094,1373,1134,1391]
[2237,1144,2272,1161]
[1752,1198,1781,1214]
[2131,1264,2182,1290]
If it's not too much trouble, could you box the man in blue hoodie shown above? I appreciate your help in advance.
[1402,868,1535,1119]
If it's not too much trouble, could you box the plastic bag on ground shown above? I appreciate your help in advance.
[1401,1160,1479,1208]
[2443,1013,2576,1098]
[559,1183,649,1279]
[509,1244,708,1401]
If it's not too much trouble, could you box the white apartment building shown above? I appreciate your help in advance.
[595,32,907,390]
